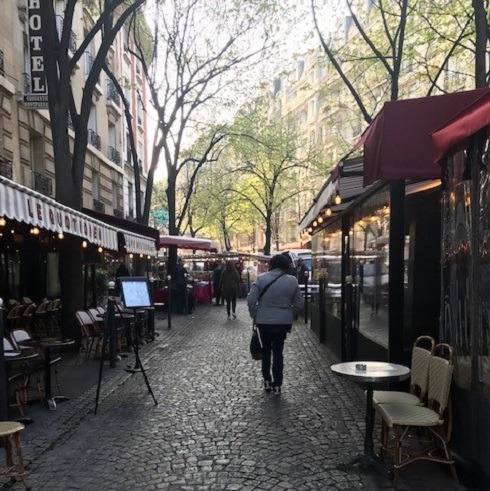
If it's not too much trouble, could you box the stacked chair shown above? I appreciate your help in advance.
[376,341,457,485]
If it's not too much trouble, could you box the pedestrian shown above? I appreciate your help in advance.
[247,254,304,395]
[296,258,309,286]
[213,262,224,306]
[220,260,240,319]
[115,261,130,296]
[173,257,188,314]
[281,252,296,276]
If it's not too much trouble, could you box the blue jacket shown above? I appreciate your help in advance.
[247,268,304,324]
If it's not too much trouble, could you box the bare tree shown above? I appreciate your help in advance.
[129,0,278,267]
[39,0,145,336]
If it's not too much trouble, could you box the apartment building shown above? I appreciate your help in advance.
[0,0,149,222]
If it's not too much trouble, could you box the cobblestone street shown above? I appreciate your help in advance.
[12,300,465,490]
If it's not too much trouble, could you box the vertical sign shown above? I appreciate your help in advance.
[24,0,49,109]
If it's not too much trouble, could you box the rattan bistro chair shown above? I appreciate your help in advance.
[377,343,457,485]
[373,335,435,407]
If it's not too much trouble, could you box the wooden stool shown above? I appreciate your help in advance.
[0,421,30,490]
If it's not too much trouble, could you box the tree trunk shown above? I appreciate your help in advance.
[264,214,272,255]
[473,0,488,87]
[59,236,84,340]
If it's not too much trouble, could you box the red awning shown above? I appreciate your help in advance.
[159,235,217,252]
[359,88,490,186]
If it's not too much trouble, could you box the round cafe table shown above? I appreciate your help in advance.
[38,338,75,411]
[331,361,410,471]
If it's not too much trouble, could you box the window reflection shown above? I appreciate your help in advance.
[350,187,391,348]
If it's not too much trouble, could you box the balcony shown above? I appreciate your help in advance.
[0,49,4,76]
[32,171,53,197]
[88,129,101,150]
[126,146,132,164]
[106,81,120,105]
[0,157,13,179]
[127,208,134,221]
[113,208,123,218]
[93,199,105,213]
[108,146,120,165]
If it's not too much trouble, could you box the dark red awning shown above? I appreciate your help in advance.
[359,88,490,186]
[159,235,217,252]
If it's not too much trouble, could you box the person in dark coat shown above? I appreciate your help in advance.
[296,258,309,286]
[115,262,130,296]
[173,258,188,314]
[213,262,225,306]
[281,252,296,277]
[220,261,240,319]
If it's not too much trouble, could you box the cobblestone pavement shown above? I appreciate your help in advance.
[7,300,469,490]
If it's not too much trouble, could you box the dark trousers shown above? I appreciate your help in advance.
[257,325,289,387]
[214,287,223,305]
[225,294,237,316]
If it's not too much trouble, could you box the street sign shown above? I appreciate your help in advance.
[152,210,169,225]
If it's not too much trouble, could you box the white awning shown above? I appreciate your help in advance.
[0,176,119,251]
[122,230,157,256]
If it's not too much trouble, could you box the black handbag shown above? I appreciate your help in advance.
[250,323,263,360]
[249,273,285,361]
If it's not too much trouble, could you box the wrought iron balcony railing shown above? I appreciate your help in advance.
[0,157,13,179]
[88,128,101,150]
[0,49,4,76]
[108,146,120,165]
[93,199,105,213]
[106,81,120,105]
[113,208,123,218]
[32,171,53,197]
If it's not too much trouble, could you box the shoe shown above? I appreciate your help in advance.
[227,315,230,319]
[232,314,236,319]
[273,386,281,396]
[264,380,272,391]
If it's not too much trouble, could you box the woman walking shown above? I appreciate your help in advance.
[247,254,304,395]
[220,261,240,319]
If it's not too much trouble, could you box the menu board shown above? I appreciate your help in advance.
[119,277,152,308]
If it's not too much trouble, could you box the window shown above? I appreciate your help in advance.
[30,133,45,173]
[88,105,97,132]
[92,171,100,200]
[128,182,134,214]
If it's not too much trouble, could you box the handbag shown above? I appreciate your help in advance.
[249,273,285,361]
[250,322,263,360]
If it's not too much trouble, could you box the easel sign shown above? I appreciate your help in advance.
[119,277,153,309]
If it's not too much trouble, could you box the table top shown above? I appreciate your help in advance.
[331,361,410,383]
[38,338,75,348]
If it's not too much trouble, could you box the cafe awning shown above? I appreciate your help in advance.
[159,235,217,252]
[0,176,118,250]
[359,88,490,186]
[83,208,158,256]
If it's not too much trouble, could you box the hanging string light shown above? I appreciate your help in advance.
[0,217,6,227]
[334,190,342,205]
[325,207,332,217]
[82,240,88,248]
[58,232,64,239]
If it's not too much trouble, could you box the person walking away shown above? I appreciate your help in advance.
[247,254,304,395]
[173,258,188,314]
[220,261,240,319]
[213,262,224,306]
[281,252,296,276]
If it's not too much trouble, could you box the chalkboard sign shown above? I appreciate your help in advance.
[119,277,153,308]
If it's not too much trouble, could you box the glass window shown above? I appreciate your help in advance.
[349,186,391,347]
[311,222,343,318]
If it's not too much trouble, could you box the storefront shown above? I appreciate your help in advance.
[0,175,158,305]
[301,87,490,478]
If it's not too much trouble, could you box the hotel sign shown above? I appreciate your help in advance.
[24,0,49,109]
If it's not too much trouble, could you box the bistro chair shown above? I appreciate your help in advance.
[46,299,62,333]
[21,297,33,306]
[75,310,101,358]
[0,421,30,490]
[18,304,36,331]
[7,305,26,332]
[373,335,435,407]
[32,300,51,335]
[7,331,53,403]
[377,343,457,485]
